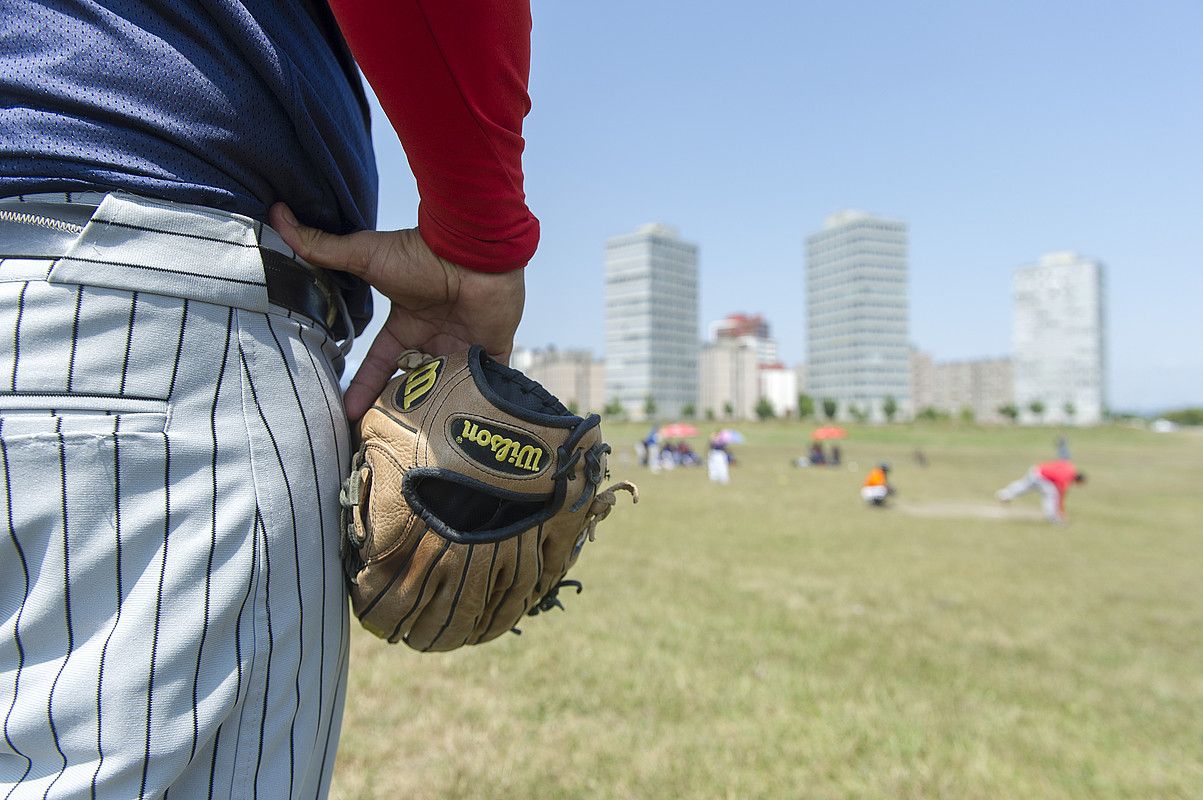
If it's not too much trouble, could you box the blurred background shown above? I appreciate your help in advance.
[352,0,1202,420]
[332,3,1203,798]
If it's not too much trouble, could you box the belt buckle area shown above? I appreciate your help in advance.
[296,258,354,356]
[317,268,355,357]
[261,246,355,357]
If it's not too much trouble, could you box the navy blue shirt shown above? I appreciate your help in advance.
[0,0,377,328]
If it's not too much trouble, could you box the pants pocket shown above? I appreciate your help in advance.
[0,392,168,436]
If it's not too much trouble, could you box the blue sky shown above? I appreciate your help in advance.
[359,0,1202,411]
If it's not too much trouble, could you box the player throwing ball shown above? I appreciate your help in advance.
[996,459,1086,523]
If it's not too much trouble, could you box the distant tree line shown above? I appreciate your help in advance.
[1161,407,1203,426]
[597,393,1191,426]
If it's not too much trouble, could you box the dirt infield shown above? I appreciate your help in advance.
[895,500,1047,521]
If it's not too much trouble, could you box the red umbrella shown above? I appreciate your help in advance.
[811,426,848,441]
[659,422,699,438]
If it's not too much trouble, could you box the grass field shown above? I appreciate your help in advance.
[330,422,1203,799]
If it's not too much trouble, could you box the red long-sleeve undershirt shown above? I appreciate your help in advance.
[328,0,539,272]
[1038,460,1077,513]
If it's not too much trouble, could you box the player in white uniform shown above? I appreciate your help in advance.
[1,192,351,798]
[0,0,536,795]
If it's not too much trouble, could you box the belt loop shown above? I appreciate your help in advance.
[326,276,356,357]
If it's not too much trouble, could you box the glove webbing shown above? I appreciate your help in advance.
[519,480,640,627]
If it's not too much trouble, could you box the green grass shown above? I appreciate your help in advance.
[330,422,1203,799]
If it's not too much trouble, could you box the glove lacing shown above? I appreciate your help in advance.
[339,351,432,582]
[338,448,371,581]
[581,480,639,543]
[523,480,639,621]
[394,349,436,371]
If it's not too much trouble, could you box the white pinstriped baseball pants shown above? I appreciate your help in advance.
[0,194,351,798]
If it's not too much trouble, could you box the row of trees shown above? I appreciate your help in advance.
[603,394,1084,424]
[604,394,873,422]
[603,397,746,420]
[995,400,1077,423]
[1159,407,1203,426]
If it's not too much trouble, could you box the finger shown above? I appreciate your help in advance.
[269,202,382,277]
[344,325,408,420]
[484,342,512,366]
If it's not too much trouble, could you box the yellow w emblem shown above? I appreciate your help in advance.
[398,359,443,411]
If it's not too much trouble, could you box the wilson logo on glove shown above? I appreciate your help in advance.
[395,357,443,411]
[342,346,638,652]
[451,415,548,476]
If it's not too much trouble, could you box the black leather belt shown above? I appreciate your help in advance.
[0,206,352,345]
[260,247,352,343]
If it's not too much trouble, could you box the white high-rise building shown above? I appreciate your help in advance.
[604,223,699,419]
[805,210,910,421]
[1013,251,1106,425]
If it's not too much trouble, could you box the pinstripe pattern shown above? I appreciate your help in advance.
[0,194,350,799]
[44,415,73,800]
[91,413,123,797]
[8,283,26,392]
[0,419,33,794]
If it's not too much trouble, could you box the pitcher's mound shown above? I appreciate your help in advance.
[896,501,1045,521]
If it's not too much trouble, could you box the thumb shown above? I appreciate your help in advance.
[268,202,381,277]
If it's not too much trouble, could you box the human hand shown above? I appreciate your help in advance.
[269,203,526,420]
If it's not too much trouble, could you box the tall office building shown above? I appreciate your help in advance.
[1013,251,1106,425]
[805,210,910,421]
[604,223,699,419]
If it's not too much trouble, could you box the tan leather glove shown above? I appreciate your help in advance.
[339,346,637,651]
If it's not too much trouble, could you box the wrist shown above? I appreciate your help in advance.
[417,205,538,273]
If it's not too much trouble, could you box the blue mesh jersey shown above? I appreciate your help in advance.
[0,0,378,329]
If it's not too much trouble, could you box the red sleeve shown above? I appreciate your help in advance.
[328,0,539,272]
[1037,461,1074,510]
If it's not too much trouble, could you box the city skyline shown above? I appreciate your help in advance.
[354,1,1202,411]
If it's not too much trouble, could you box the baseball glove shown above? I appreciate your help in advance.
[339,345,637,651]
